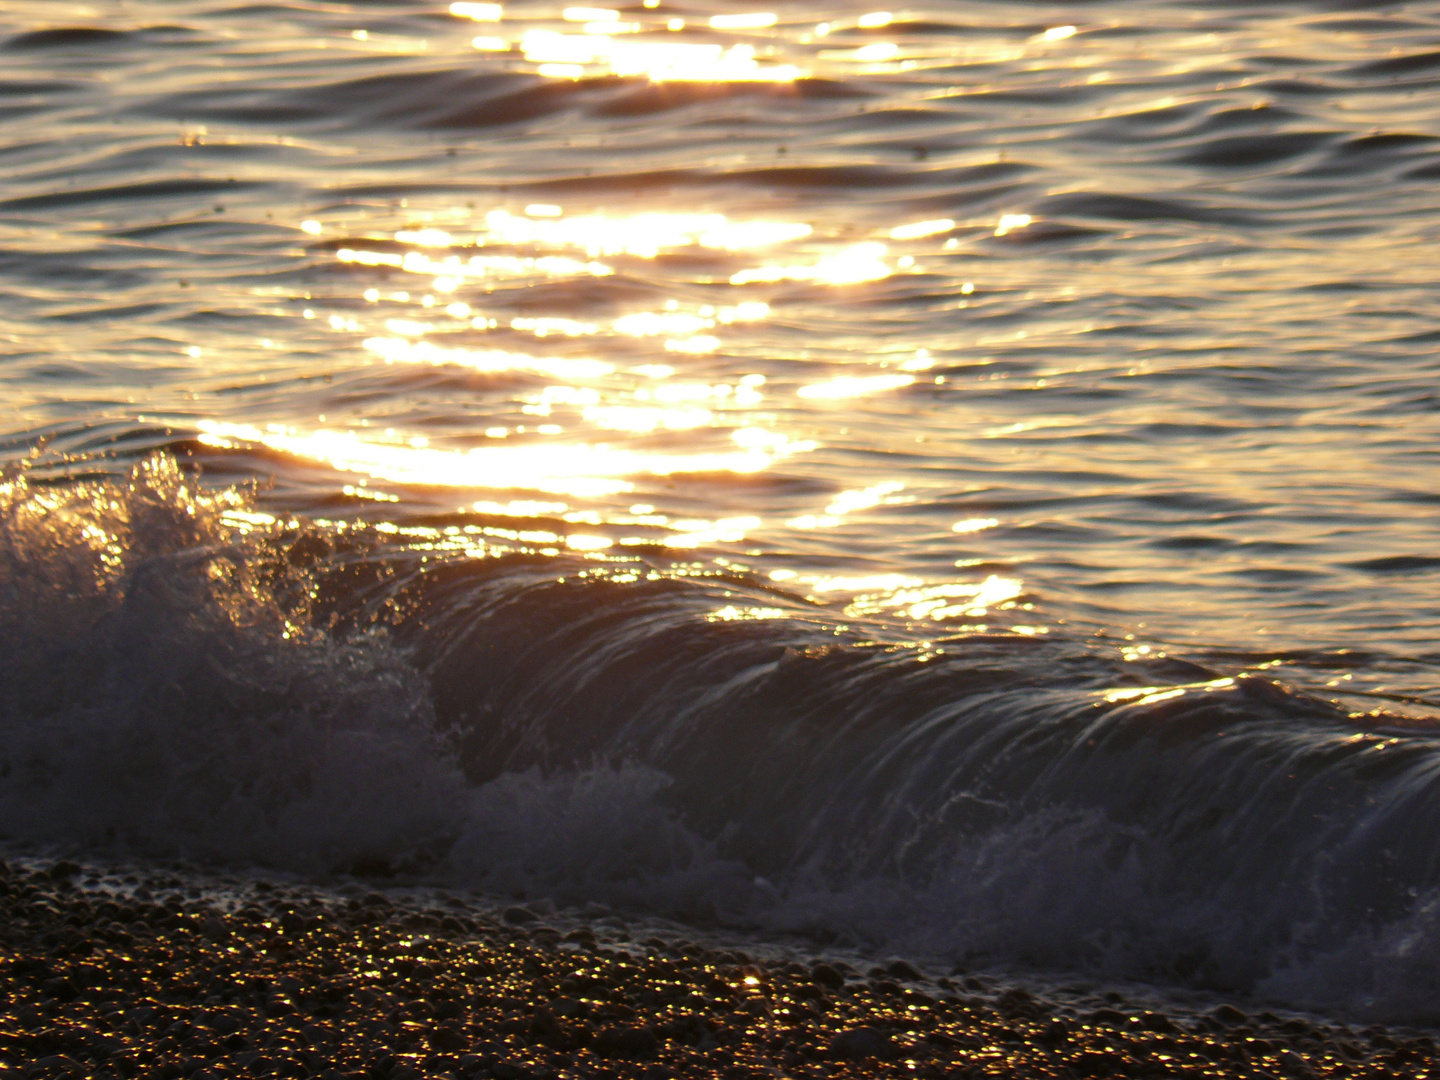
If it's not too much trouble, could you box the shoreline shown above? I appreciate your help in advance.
[2,854,1434,1080]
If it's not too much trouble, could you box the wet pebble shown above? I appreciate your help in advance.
[0,856,1427,1080]
[830,1026,898,1060]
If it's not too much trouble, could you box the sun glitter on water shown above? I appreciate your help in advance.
[229,187,998,558]
[196,421,811,502]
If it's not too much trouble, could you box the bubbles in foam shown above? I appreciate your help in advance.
[445,765,756,921]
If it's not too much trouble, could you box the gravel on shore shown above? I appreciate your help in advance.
[1,855,1435,1080]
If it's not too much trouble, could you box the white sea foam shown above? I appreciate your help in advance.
[445,766,757,920]
[0,457,463,873]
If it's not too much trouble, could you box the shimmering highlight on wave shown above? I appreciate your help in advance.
[524,34,805,83]
[196,421,811,499]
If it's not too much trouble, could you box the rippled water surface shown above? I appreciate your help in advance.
[5,0,1440,1016]
[6,0,1440,697]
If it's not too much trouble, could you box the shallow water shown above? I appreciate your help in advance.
[4,0,1440,1021]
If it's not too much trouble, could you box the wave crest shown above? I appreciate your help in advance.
[0,455,461,871]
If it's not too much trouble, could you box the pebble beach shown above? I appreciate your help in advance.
[3,855,1434,1080]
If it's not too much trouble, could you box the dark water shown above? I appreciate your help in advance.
[4,0,1440,1020]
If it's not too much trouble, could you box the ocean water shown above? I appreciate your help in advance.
[4,0,1440,1020]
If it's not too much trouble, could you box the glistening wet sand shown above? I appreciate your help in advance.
[3,855,1434,1080]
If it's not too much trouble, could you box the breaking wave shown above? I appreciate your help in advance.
[4,455,1440,1023]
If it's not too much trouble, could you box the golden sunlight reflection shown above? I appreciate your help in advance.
[890,219,955,241]
[650,302,768,330]
[789,572,910,592]
[220,509,279,532]
[853,42,899,62]
[814,37,906,66]
[706,604,787,621]
[994,214,1034,237]
[708,14,777,30]
[731,242,891,285]
[363,336,615,381]
[521,32,803,82]
[442,2,1093,80]
[663,516,762,548]
[666,335,720,354]
[450,2,502,20]
[732,427,803,452]
[665,338,720,355]
[341,483,400,503]
[1036,25,1077,42]
[827,481,905,516]
[521,385,599,413]
[295,186,965,564]
[197,422,810,500]
[577,375,766,434]
[393,228,455,246]
[843,576,1026,621]
[483,210,810,257]
[644,380,763,405]
[953,517,1000,534]
[615,312,710,337]
[471,499,569,516]
[511,316,598,338]
[338,246,614,282]
[767,571,1020,620]
[788,481,906,529]
[796,373,914,400]
[582,404,714,433]
[1102,678,1235,706]
[564,7,619,21]
[764,571,1030,626]
[245,0,1306,633]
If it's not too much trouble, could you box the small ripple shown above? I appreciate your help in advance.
[984,220,1105,246]
[1401,160,1440,180]
[1347,556,1440,575]
[1336,132,1437,156]
[1037,192,1259,228]
[1249,78,1337,97]
[0,79,87,96]
[1190,104,1309,135]
[1174,131,1334,170]
[1149,536,1234,551]
[1351,50,1440,78]
[2,28,131,51]
[44,303,170,323]
[1228,567,1327,584]
[0,177,259,212]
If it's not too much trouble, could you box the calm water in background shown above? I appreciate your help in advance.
[5,0,1440,1018]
